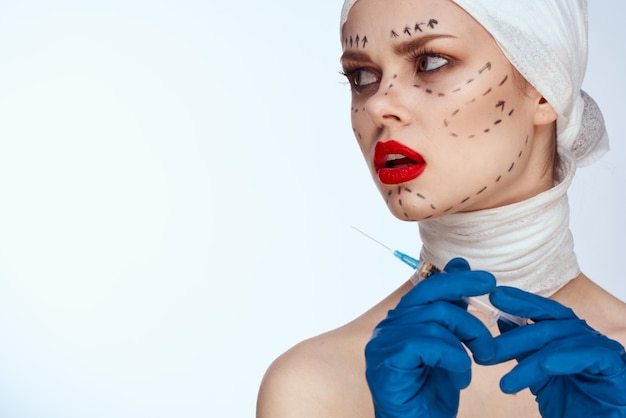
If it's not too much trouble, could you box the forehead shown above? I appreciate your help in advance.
[342,0,479,45]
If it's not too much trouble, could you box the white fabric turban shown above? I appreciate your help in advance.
[340,0,609,166]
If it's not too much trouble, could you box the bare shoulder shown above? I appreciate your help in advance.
[557,273,626,345]
[256,326,371,418]
[256,281,412,418]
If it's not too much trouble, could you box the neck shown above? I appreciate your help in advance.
[418,150,579,297]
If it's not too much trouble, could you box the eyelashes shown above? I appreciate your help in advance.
[340,49,451,94]
[407,47,451,74]
[340,66,380,94]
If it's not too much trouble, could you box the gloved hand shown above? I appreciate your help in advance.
[478,286,626,418]
[365,258,496,418]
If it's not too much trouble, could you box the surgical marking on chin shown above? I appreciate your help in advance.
[461,197,471,204]
[499,75,509,86]
[508,162,515,172]
[477,186,487,195]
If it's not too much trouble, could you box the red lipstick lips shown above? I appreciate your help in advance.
[374,140,426,185]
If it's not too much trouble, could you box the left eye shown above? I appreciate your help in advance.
[416,55,448,73]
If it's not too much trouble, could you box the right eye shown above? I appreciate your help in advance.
[343,68,379,93]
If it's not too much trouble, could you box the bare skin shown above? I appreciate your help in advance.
[257,273,626,418]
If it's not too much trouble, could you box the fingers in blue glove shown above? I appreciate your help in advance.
[365,258,499,417]
[375,300,496,363]
[478,287,598,364]
[489,286,577,321]
[499,334,626,394]
[367,322,474,390]
[397,258,496,309]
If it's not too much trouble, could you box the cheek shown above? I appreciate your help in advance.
[438,70,521,140]
[350,104,371,155]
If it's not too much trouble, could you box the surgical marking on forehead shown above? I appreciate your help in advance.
[391,19,439,38]
[343,34,369,49]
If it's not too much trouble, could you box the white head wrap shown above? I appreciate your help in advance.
[340,0,610,166]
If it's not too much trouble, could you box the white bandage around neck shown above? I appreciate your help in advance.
[418,149,580,297]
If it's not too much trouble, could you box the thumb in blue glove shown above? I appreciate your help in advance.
[477,286,626,418]
[365,258,496,418]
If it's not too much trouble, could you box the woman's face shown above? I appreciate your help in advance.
[341,0,551,221]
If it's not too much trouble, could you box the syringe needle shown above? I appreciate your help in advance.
[352,226,421,269]
[351,226,393,252]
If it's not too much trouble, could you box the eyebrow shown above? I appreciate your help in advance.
[340,34,457,65]
[393,34,456,57]
[340,49,371,66]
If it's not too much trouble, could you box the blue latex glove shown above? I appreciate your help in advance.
[478,286,626,417]
[365,258,496,418]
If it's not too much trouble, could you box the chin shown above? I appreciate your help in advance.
[385,202,438,223]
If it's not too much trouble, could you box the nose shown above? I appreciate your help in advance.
[365,77,413,128]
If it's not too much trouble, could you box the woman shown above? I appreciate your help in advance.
[257,1,626,416]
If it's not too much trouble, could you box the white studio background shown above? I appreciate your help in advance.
[0,1,623,417]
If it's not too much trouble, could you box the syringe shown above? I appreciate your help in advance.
[352,227,526,327]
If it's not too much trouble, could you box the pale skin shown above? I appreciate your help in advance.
[256,0,626,416]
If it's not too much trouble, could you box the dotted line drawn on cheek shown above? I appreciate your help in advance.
[451,134,530,209]
[442,72,515,138]
[385,74,398,96]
